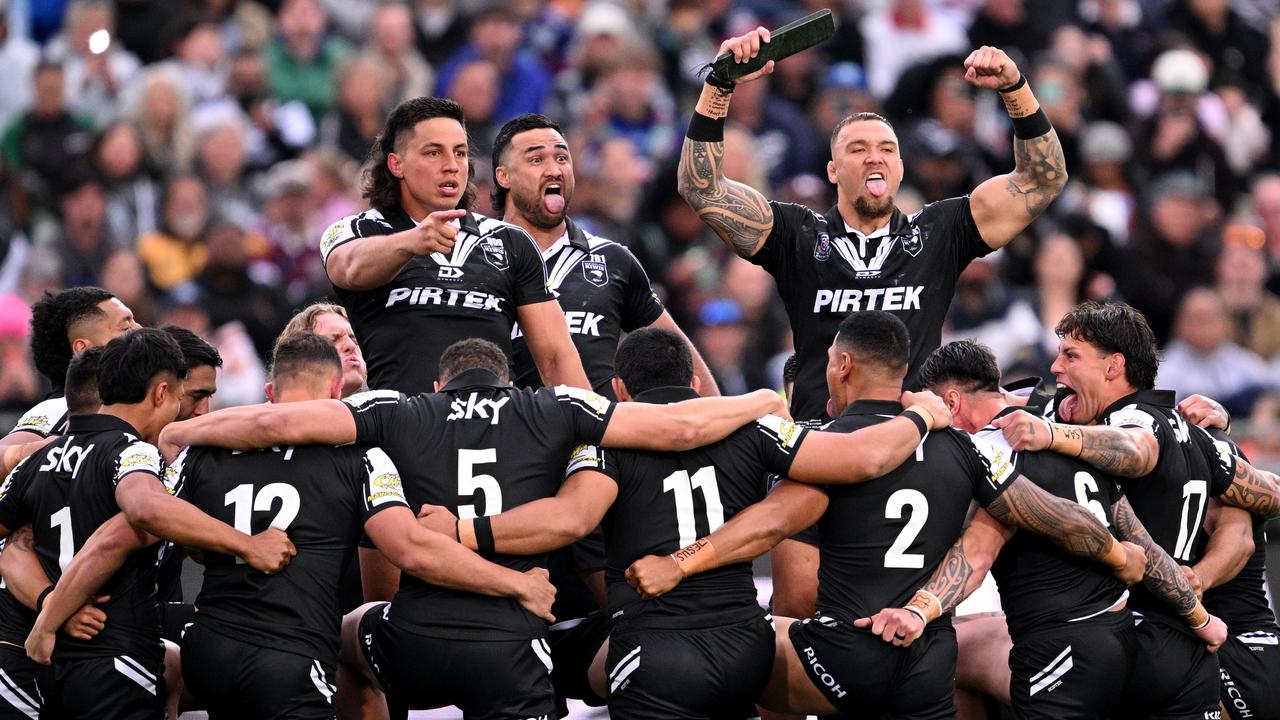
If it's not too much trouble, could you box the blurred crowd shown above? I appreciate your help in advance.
[1,0,1280,453]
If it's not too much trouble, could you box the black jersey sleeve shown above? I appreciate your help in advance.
[507,228,554,306]
[112,441,164,485]
[749,414,812,477]
[356,447,411,520]
[319,210,396,268]
[163,447,194,499]
[343,389,415,453]
[747,201,819,276]
[1189,424,1238,497]
[957,431,1019,507]
[618,248,665,332]
[550,386,617,446]
[0,457,36,532]
[932,196,992,274]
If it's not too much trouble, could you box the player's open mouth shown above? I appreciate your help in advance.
[542,183,565,214]
[439,182,459,197]
[1056,387,1079,423]
[866,172,887,198]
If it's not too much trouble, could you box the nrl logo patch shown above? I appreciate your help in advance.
[814,232,832,261]
[902,225,924,257]
[582,254,608,287]
[480,237,508,270]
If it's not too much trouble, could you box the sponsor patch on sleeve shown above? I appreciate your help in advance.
[554,386,612,418]
[319,218,356,263]
[1106,404,1157,434]
[756,413,804,453]
[364,447,407,508]
[115,442,162,482]
[344,390,404,410]
[565,443,604,476]
[1212,439,1237,475]
[161,448,189,496]
[969,433,1016,490]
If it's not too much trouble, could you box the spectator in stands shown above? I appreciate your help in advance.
[1,61,94,207]
[1252,173,1280,289]
[1216,224,1280,362]
[254,158,325,305]
[318,53,393,163]
[0,4,41,131]
[1166,0,1272,101]
[1158,287,1273,413]
[125,66,196,175]
[967,0,1049,65]
[0,294,37,411]
[576,41,679,165]
[446,58,502,159]
[265,0,349,124]
[412,0,469,68]
[367,2,434,104]
[225,48,316,170]
[45,0,142,126]
[194,218,291,361]
[724,65,819,185]
[860,0,968,99]
[92,121,158,244]
[99,248,156,328]
[136,175,210,292]
[53,174,119,288]
[304,146,360,228]
[194,113,254,221]
[434,3,551,123]
[694,297,750,396]
[164,18,229,107]
[1076,121,1136,245]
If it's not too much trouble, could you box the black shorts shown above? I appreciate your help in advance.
[50,650,165,720]
[606,614,774,720]
[1118,614,1220,720]
[1218,628,1280,720]
[548,610,609,712]
[0,644,47,720]
[788,615,956,719]
[790,523,820,547]
[358,603,555,720]
[1008,611,1136,719]
[181,622,336,720]
[158,602,195,646]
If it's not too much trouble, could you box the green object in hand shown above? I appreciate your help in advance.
[709,9,836,82]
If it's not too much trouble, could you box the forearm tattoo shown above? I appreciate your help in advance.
[987,478,1111,560]
[677,137,774,258]
[1220,460,1280,519]
[921,535,973,613]
[1076,427,1149,477]
[1004,129,1067,220]
[1113,498,1198,617]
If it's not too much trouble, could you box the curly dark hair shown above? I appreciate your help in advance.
[1055,301,1160,390]
[361,96,477,214]
[29,287,115,391]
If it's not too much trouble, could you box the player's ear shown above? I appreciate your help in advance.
[942,387,962,415]
[612,377,631,402]
[1105,353,1125,382]
[433,380,442,392]
[70,336,92,355]
[387,152,404,179]
[495,164,510,190]
[827,159,838,185]
[265,382,277,404]
[690,375,701,394]
[328,375,344,400]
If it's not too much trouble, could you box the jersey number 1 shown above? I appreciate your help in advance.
[663,467,724,548]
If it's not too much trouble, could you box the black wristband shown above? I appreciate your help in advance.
[686,111,726,143]
[705,73,735,92]
[900,410,929,438]
[1011,108,1052,139]
[473,516,496,556]
[998,74,1027,93]
[36,585,54,613]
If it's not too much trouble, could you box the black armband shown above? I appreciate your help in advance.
[998,74,1027,93]
[36,585,54,613]
[704,73,735,92]
[1011,109,1052,139]
[900,410,930,438]
[473,516,496,556]
[686,112,726,143]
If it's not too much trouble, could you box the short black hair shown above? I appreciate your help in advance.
[64,346,103,415]
[30,287,115,390]
[615,328,694,395]
[830,111,895,148]
[270,333,341,384]
[782,353,799,384]
[97,328,186,406]
[834,311,910,373]
[490,113,563,213]
[362,96,476,213]
[438,338,509,385]
[1055,301,1159,390]
[161,325,222,372]
[918,340,1002,394]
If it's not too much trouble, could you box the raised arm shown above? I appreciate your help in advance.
[788,393,949,485]
[1112,497,1227,651]
[517,301,590,390]
[677,29,776,259]
[601,389,787,451]
[363,506,557,623]
[964,46,1068,249]
[157,400,357,462]
[858,508,1012,646]
[324,209,465,291]
[984,475,1144,581]
[1188,501,1254,594]
[995,410,1159,478]
[625,480,827,599]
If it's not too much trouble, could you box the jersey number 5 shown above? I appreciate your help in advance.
[458,449,502,520]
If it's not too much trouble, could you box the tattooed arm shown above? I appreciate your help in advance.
[1188,501,1254,594]
[0,526,51,609]
[1112,497,1227,650]
[995,410,1159,478]
[985,475,1144,581]
[854,509,1011,646]
[963,46,1068,250]
[1219,458,1280,519]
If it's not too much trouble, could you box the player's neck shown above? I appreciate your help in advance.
[1096,383,1140,415]
[100,405,159,443]
[971,395,1009,430]
[837,199,893,237]
[504,209,565,251]
[839,378,904,408]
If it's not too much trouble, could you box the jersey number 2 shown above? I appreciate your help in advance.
[884,489,929,569]
[663,467,724,547]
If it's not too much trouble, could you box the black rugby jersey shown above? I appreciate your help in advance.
[176,443,407,664]
[976,410,1129,641]
[1100,390,1236,625]
[320,206,554,395]
[343,372,615,640]
[0,461,35,646]
[511,218,664,399]
[0,414,168,661]
[7,395,70,438]
[750,199,992,420]
[1200,436,1276,633]
[569,386,809,630]
[815,400,1014,622]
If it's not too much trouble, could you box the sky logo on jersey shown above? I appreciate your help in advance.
[385,287,504,312]
[40,442,95,477]
[812,286,923,313]
[582,254,608,287]
[446,394,510,424]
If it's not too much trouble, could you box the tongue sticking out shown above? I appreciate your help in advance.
[866,178,888,198]
[543,193,566,215]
